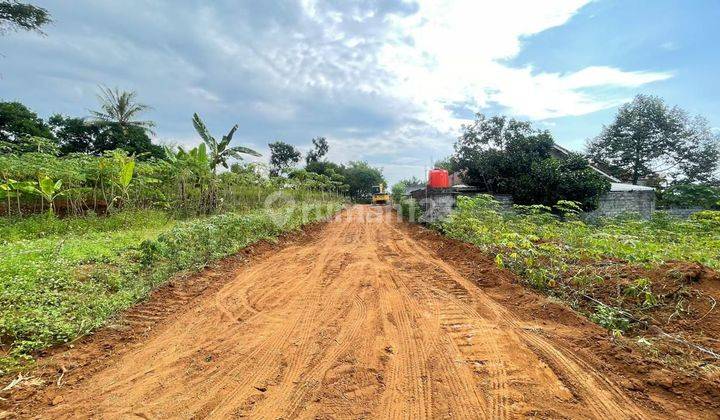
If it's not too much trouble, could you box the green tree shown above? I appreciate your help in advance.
[48,114,165,160]
[0,1,51,34]
[343,161,385,203]
[48,114,99,155]
[269,141,301,176]
[434,157,455,172]
[191,113,261,173]
[0,101,55,153]
[397,176,425,189]
[587,94,720,185]
[306,160,342,176]
[305,136,329,164]
[391,182,406,203]
[49,114,164,159]
[91,86,155,134]
[95,125,165,159]
[453,113,610,210]
[657,184,720,209]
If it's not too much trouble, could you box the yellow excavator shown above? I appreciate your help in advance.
[371,184,390,205]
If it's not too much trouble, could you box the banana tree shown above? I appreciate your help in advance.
[163,143,213,214]
[31,176,65,215]
[191,113,261,173]
[108,153,136,210]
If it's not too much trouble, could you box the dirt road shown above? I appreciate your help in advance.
[31,206,677,418]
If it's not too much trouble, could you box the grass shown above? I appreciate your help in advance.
[0,202,342,373]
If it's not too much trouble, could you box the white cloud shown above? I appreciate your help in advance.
[377,0,673,125]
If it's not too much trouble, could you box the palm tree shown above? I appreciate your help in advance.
[91,86,155,134]
[192,113,261,173]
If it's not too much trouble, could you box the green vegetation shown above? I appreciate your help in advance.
[397,197,421,221]
[0,210,171,369]
[269,141,302,177]
[447,114,611,210]
[0,98,357,373]
[0,1,51,35]
[587,94,719,185]
[439,195,720,333]
[0,202,341,372]
[342,161,385,203]
[657,183,720,210]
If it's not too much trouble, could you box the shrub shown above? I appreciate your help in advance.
[658,184,720,209]
[450,114,611,210]
[397,198,422,222]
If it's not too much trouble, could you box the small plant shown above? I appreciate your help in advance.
[31,175,64,214]
[513,203,552,215]
[107,152,136,210]
[553,200,582,220]
[590,304,631,334]
[624,278,658,308]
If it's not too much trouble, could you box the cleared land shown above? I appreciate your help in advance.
[5,206,718,418]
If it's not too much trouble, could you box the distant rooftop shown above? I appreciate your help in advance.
[551,144,622,183]
[610,183,655,192]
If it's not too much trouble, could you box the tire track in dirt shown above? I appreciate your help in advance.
[387,222,649,419]
[30,205,664,419]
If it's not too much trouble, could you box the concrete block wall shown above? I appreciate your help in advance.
[410,188,657,222]
[662,207,703,219]
[410,189,455,223]
[589,190,656,219]
[409,189,514,223]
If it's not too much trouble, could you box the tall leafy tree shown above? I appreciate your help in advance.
[305,136,329,164]
[0,1,50,34]
[192,113,261,173]
[49,114,164,159]
[306,160,343,177]
[91,86,155,134]
[48,115,99,155]
[0,101,55,153]
[268,141,301,176]
[452,113,610,209]
[587,94,720,185]
[343,161,385,203]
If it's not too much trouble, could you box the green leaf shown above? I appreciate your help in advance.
[119,159,135,189]
[39,176,55,196]
[220,124,238,149]
[192,113,216,149]
[197,143,208,163]
[228,145,261,157]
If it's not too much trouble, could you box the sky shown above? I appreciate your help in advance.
[1,0,719,184]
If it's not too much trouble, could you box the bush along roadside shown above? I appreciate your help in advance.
[0,201,343,373]
[395,197,422,222]
[437,195,720,371]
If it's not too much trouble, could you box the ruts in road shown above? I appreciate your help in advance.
[39,205,662,419]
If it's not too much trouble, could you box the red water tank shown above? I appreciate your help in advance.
[428,169,450,189]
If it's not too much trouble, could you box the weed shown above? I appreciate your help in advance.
[591,304,630,334]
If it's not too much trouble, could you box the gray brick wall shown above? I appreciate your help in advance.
[589,190,656,219]
[409,188,656,222]
[661,207,703,219]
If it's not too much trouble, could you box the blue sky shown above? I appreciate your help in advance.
[1,0,718,184]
